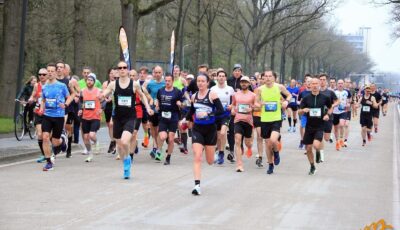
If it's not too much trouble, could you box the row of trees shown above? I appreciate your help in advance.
[0,0,374,117]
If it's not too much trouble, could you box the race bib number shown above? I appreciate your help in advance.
[84,100,96,110]
[46,98,57,109]
[264,102,277,112]
[161,111,172,119]
[309,108,321,117]
[362,105,370,112]
[290,98,296,103]
[118,96,131,107]
[196,108,209,120]
[238,104,250,113]
[382,97,387,101]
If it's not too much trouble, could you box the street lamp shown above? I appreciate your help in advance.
[182,44,192,71]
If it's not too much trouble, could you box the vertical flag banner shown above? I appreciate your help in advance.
[119,26,131,70]
[170,30,175,73]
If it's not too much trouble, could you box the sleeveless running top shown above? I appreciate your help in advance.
[193,90,216,125]
[82,87,101,120]
[260,84,282,122]
[34,83,44,115]
[360,94,372,117]
[114,79,136,119]
[135,91,143,119]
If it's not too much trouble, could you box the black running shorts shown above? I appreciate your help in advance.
[261,121,281,139]
[81,119,100,134]
[360,115,373,129]
[42,116,64,139]
[234,121,253,138]
[113,116,135,139]
[192,124,217,146]
[158,119,178,133]
[303,128,324,145]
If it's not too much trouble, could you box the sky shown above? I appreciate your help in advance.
[331,0,400,73]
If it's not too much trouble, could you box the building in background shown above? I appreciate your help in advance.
[342,27,371,55]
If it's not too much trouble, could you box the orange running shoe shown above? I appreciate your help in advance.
[246,148,252,158]
[142,136,149,148]
[339,139,345,147]
[336,141,341,151]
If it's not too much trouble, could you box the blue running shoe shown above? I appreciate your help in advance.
[123,157,131,179]
[43,162,53,171]
[217,152,224,165]
[150,148,156,159]
[273,151,280,165]
[36,155,45,163]
[267,164,274,174]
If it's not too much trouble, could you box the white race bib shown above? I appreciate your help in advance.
[84,100,96,110]
[362,105,370,112]
[383,97,387,101]
[290,98,296,103]
[238,104,250,113]
[309,108,321,117]
[196,108,209,120]
[118,96,131,107]
[161,111,172,119]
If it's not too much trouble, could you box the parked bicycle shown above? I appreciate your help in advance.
[14,99,36,141]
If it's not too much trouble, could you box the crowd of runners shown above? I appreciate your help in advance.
[21,60,394,195]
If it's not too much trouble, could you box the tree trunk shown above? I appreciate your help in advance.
[121,1,136,67]
[227,36,235,72]
[154,9,164,58]
[291,55,300,80]
[207,22,213,68]
[73,0,86,73]
[194,0,201,68]
[262,45,268,71]
[280,48,286,84]
[270,37,276,71]
[0,0,23,117]
[301,58,306,78]
[249,48,258,75]
[178,0,192,69]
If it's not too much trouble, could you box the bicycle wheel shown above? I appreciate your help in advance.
[28,122,37,140]
[14,114,25,141]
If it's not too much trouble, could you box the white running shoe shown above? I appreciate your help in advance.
[85,154,93,162]
[82,147,88,155]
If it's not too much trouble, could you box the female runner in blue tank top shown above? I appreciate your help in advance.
[185,74,224,196]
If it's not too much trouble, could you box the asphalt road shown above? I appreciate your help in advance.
[0,104,399,230]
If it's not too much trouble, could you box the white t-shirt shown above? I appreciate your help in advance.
[333,90,349,114]
[211,84,235,109]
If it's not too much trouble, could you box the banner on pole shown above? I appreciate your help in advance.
[119,26,131,70]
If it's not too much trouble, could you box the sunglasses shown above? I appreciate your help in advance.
[38,73,47,76]
[118,66,128,70]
